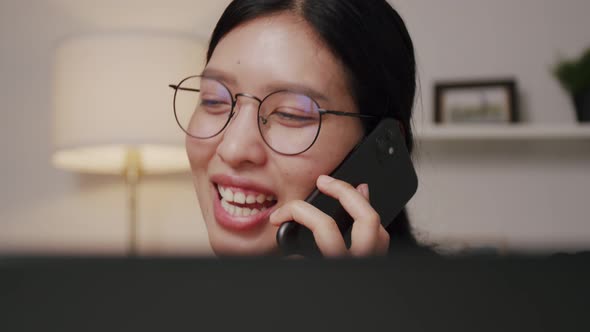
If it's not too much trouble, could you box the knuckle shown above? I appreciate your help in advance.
[337,179,355,190]
[317,214,338,231]
[366,210,381,226]
[290,200,308,211]
[382,229,390,243]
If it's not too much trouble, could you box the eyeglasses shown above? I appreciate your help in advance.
[169,75,378,155]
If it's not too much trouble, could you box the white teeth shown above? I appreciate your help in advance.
[220,197,267,217]
[218,185,233,202]
[221,193,276,217]
[218,184,275,204]
[234,192,246,204]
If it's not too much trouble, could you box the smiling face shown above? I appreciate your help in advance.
[186,12,364,256]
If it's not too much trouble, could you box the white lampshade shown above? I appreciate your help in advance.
[52,34,205,175]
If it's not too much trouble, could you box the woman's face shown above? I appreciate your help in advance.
[187,13,364,256]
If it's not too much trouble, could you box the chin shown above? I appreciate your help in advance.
[206,224,280,257]
[209,239,280,257]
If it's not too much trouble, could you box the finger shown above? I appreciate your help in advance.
[376,225,390,255]
[317,176,381,256]
[349,223,380,256]
[350,225,389,257]
[270,200,348,257]
[356,183,370,201]
[317,176,379,225]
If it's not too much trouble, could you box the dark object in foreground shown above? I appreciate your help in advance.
[1,252,589,332]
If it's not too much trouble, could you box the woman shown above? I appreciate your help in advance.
[175,0,419,257]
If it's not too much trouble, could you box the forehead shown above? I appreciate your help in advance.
[206,13,349,99]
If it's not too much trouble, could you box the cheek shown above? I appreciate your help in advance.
[277,154,341,201]
[185,136,216,172]
[186,136,218,217]
[278,121,363,197]
[278,162,320,200]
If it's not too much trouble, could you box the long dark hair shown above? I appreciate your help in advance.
[206,0,419,247]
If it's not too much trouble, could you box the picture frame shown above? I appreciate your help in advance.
[434,79,518,124]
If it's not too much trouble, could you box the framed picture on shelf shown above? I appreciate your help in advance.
[434,79,518,124]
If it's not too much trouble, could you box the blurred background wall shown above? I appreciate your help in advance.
[1,0,589,255]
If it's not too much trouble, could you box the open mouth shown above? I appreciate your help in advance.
[215,184,278,218]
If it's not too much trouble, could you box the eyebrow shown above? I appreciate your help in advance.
[263,81,329,103]
[200,68,237,85]
[201,67,329,103]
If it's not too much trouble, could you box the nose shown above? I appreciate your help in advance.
[215,96,267,168]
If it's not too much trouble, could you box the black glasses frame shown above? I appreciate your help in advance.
[169,75,379,156]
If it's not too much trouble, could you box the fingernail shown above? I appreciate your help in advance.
[317,175,335,186]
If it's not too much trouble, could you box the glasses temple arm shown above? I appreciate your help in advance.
[320,110,379,119]
[168,84,200,93]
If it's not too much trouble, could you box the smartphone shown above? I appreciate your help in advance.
[276,117,418,257]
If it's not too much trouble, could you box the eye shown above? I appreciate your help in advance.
[199,95,232,114]
[268,107,318,127]
[201,99,229,107]
[275,111,313,121]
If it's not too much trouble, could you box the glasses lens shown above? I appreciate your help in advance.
[259,92,321,155]
[174,76,233,139]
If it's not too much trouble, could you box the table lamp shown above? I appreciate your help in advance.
[52,34,205,255]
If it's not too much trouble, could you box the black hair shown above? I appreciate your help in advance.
[207,0,420,248]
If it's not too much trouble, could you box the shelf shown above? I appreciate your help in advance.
[415,124,590,141]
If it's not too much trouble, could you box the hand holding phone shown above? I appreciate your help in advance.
[274,118,418,257]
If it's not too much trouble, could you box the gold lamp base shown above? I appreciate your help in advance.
[124,148,142,256]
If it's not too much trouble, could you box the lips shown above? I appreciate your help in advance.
[210,174,278,232]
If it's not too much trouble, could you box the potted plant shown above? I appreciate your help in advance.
[553,48,590,122]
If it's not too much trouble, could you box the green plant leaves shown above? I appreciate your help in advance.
[554,48,590,95]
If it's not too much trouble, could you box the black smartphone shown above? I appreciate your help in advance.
[276,117,418,256]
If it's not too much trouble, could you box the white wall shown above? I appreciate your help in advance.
[0,0,223,255]
[391,0,590,252]
[1,0,589,255]
[394,0,590,124]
